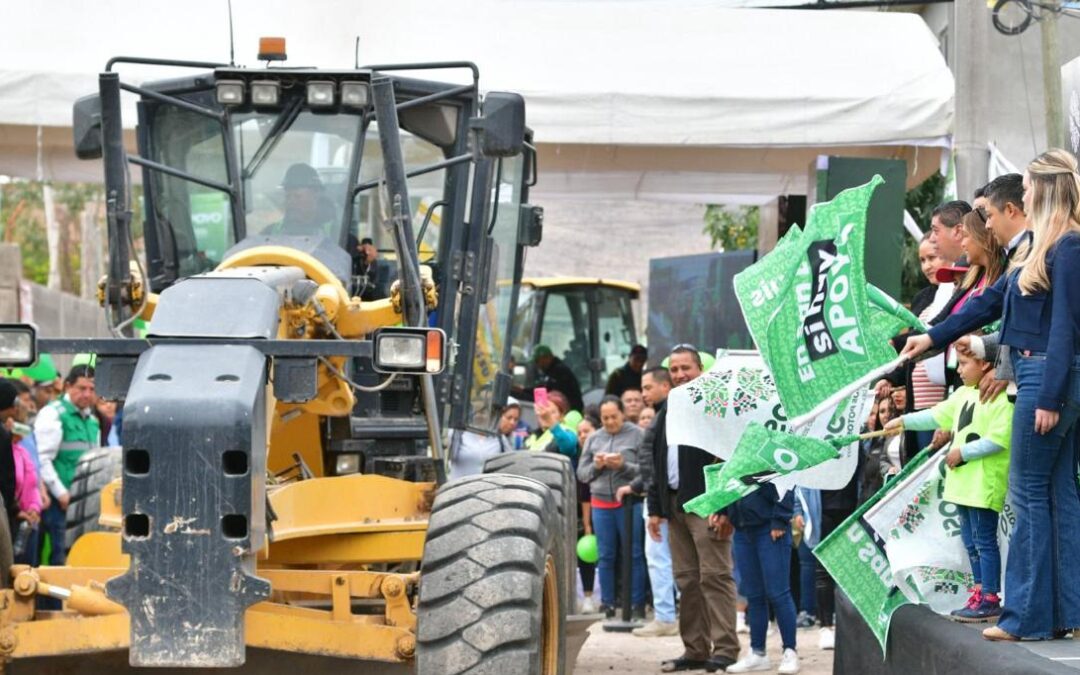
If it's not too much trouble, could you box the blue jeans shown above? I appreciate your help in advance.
[797,540,817,615]
[644,505,677,622]
[593,501,647,607]
[957,505,1001,594]
[998,352,1080,638]
[41,502,67,566]
[734,525,798,653]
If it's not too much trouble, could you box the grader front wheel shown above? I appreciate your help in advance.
[416,474,567,675]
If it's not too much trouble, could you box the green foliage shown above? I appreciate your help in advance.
[900,173,945,305]
[703,205,759,252]
[1,181,48,285]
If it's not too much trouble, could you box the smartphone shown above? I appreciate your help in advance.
[534,387,549,409]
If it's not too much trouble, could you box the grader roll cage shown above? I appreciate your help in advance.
[0,46,591,674]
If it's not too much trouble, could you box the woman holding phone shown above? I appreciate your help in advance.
[576,396,646,617]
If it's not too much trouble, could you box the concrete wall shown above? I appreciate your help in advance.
[0,243,110,371]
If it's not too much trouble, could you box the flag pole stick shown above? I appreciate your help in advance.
[788,354,908,431]
[858,427,903,441]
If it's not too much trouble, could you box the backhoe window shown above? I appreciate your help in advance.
[234,111,362,243]
[149,106,236,277]
[468,154,527,430]
[354,123,445,262]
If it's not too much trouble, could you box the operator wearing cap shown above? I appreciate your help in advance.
[267,163,335,237]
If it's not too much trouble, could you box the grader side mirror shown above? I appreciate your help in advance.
[73,94,103,160]
[470,92,526,158]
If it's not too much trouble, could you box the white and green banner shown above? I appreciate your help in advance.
[667,349,873,490]
[734,176,923,422]
[683,422,839,517]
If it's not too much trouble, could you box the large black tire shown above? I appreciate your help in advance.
[417,474,567,675]
[65,447,122,550]
[483,452,577,612]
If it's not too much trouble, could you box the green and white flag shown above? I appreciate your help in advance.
[814,446,939,655]
[667,349,874,490]
[734,176,923,423]
[683,422,840,518]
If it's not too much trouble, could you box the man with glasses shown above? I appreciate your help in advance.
[640,345,739,673]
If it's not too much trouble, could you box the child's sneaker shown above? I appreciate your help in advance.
[949,588,982,620]
[952,593,1002,623]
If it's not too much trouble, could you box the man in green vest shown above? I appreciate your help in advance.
[33,364,99,565]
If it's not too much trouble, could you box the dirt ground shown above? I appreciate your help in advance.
[574,621,834,674]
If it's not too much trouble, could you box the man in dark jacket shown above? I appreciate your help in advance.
[637,347,739,672]
[531,345,584,412]
[606,344,648,397]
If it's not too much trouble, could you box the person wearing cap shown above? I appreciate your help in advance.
[605,344,648,398]
[267,163,335,237]
[33,365,99,565]
[529,345,584,413]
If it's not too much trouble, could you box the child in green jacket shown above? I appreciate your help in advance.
[885,349,1012,622]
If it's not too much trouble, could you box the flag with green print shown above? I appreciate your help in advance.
[683,422,840,518]
[733,175,923,421]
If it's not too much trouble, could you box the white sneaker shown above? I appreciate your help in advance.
[736,611,749,634]
[818,627,835,650]
[579,596,598,614]
[725,652,771,673]
[778,648,800,674]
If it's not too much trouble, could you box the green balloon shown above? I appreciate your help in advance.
[577,534,599,564]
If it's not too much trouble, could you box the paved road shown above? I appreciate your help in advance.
[575,621,834,674]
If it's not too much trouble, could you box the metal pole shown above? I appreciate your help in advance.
[370,76,445,464]
[1041,1,1065,149]
[603,497,643,632]
[953,2,992,200]
[99,72,133,333]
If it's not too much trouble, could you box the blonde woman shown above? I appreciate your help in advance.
[902,149,1080,641]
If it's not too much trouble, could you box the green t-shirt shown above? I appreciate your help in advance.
[929,386,1013,512]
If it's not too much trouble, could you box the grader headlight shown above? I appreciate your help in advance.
[0,323,37,367]
[373,327,445,375]
[306,81,336,108]
[250,80,281,107]
[215,80,245,106]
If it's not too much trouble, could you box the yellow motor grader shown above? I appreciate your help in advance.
[0,39,584,674]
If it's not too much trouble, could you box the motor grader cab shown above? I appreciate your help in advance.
[0,42,586,674]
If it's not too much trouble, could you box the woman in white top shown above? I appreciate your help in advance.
[448,399,521,480]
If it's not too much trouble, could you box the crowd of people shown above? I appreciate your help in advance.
[0,360,113,572]
[447,147,1080,669]
[450,344,804,674]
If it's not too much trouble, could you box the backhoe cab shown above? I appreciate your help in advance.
[0,42,586,675]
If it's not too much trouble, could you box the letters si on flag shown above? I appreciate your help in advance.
[734,176,923,421]
[683,423,839,518]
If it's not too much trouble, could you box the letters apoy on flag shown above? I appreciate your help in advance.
[683,422,839,518]
[734,176,923,422]
[667,349,873,491]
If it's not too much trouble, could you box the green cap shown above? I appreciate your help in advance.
[72,353,97,368]
[533,345,553,361]
[22,353,59,383]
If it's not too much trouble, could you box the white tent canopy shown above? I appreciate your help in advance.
[0,1,953,200]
